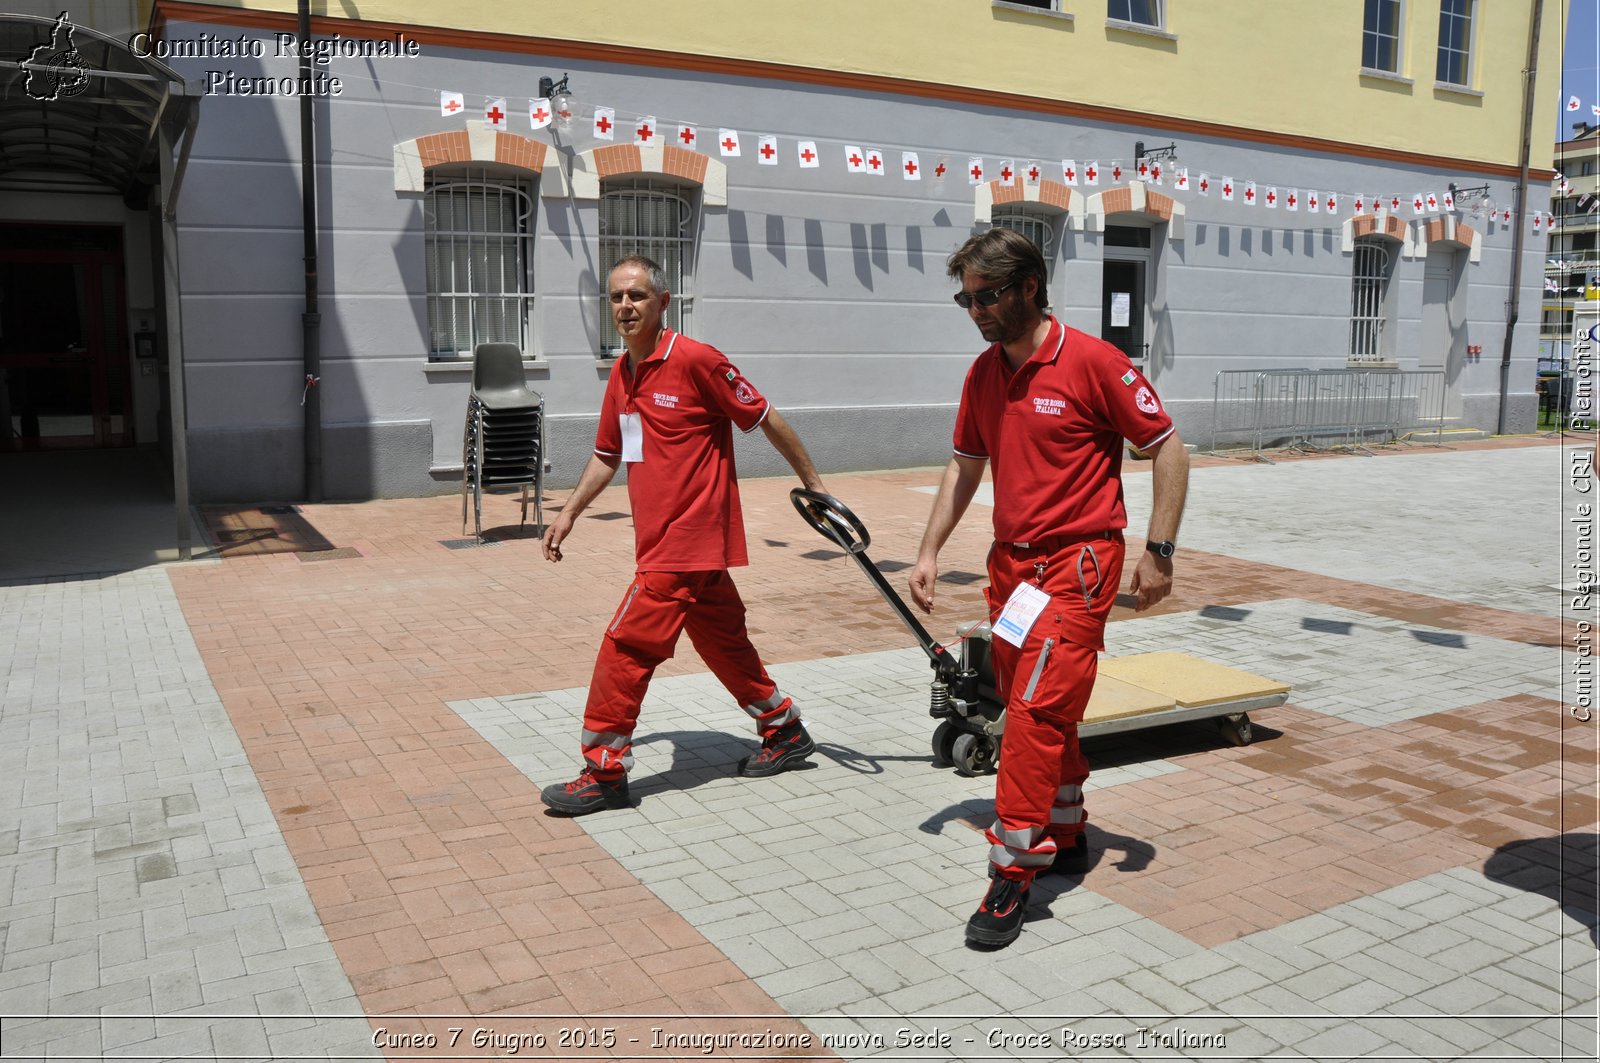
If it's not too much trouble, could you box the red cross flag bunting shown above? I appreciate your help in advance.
[1501,208,1513,224]
[1084,161,1099,186]
[932,158,948,183]
[1426,192,1440,213]
[677,125,697,149]
[1307,188,1319,213]
[1287,189,1299,212]
[1325,193,1337,215]
[1391,194,1404,212]
[634,116,656,145]
[1570,95,1582,112]
[593,106,615,140]
[1354,195,1365,214]
[529,98,552,130]
[1265,187,1278,208]
[1411,193,1425,214]
[1150,163,1162,185]
[758,135,778,165]
[1025,162,1041,186]
[797,140,819,168]
[1442,190,1454,211]
[1533,211,1545,232]
[440,90,464,117]
[998,160,1015,187]
[1111,162,1123,183]
[865,148,885,175]
[1244,181,1257,206]
[1137,159,1150,181]
[1174,168,1190,191]
[485,98,507,129]
[718,129,740,157]
[1062,159,1078,185]
[902,151,921,180]
[968,157,984,185]
[1221,177,1234,202]
[845,145,867,174]
[1197,173,1209,196]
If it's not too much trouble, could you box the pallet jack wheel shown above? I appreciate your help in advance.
[951,732,997,777]
[1219,713,1253,747]
[931,720,960,767]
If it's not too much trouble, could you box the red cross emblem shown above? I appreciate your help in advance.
[1086,166,1097,181]
[868,154,881,170]
[531,106,549,123]
[1028,165,1040,182]
[722,136,737,151]
[637,123,654,142]
[1326,196,1335,210]
[1112,164,1122,181]
[800,146,815,163]
[934,162,946,177]
[1138,162,1149,178]
[444,99,461,113]
[849,152,863,168]
[761,141,776,159]
[971,163,983,180]
[1199,177,1209,193]
[1245,186,1255,202]
[1065,166,1076,181]
[679,127,695,145]
[905,158,918,176]
[1152,164,1161,182]
[1000,165,1013,182]
[595,114,612,134]
[1288,193,1297,207]
[1222,183,1233,197]
[1267,189,1276,205]
[486,105,505,125]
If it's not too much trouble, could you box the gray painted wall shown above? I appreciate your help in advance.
[154,22,1542,501]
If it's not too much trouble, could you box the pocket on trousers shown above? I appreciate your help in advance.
[607,574,692,658]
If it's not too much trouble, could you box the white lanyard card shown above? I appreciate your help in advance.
[620,412,644,463]
[993,581,1050,648]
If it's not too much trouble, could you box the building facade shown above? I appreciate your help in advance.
[0,0,1567,500]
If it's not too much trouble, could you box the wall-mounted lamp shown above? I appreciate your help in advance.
[538,74,573,131]
[1134,140,1180,180]
[1448,181,1494,218]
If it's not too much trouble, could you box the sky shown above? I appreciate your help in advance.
[1559,0,1600,141]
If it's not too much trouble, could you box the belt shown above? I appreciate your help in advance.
[998,531,1119,552]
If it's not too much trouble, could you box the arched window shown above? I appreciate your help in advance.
[991,206,1056,277]
[1349,237,1393,363]
[424,165,537,360]
[598,180,695,353]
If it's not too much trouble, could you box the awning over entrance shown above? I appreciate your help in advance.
[0,12,196,200]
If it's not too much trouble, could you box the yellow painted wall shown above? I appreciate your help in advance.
[156,0,1566,168]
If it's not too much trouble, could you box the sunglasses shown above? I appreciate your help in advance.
[952,281,1014,310]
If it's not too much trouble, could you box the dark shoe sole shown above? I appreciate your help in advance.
[965,898,1030,947]
[739,732,817,778]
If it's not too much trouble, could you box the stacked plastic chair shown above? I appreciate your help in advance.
[462,342,544,541]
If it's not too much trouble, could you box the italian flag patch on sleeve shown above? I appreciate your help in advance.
[1120,370,1137,386]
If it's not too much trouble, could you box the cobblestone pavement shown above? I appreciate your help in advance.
[1,435,1594,1061]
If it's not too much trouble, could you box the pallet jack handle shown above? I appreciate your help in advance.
[789,489,963,675]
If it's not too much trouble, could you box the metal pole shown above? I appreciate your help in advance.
[159,122,192,561]
[299,0,323,502]
[1499,0,1543,435]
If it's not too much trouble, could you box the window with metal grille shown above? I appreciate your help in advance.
[1349,238,1392,362]
[1108,0,1162,27]
[598,181,695,354]
[1435,0,1473,86]
[424,166,537,360]
[991,207,1056,277]
[1362,0,1402,72]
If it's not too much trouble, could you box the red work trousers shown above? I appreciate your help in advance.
[983,532,1125,881]
[580,569,795,777]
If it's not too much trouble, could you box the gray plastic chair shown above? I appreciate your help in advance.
[462,343,544,540]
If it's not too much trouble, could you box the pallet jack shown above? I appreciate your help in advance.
[790,489,1290,776]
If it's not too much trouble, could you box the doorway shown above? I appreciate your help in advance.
[0,224,129,451]
[1102,225,1152,371]
[1419,242,1466,419]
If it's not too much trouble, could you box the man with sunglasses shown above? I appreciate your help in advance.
[539,255,829,815]
[909,228,1189,947]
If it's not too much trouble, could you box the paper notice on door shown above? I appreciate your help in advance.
[1111,292,1131,328]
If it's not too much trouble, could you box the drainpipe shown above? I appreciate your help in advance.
[1498,0,1542,435]
[299,0,323,501]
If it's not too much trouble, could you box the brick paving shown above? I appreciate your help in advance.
[0,434,1594,1061]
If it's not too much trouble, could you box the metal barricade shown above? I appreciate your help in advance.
[1211,367,1449,458]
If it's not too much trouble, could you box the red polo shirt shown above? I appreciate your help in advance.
[953,316,1174,543]
[595,330,771,571]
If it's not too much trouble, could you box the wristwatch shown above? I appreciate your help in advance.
[1146,540,1176,559]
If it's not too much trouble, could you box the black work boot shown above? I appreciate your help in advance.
[541,769,630,815]
[966,872,1031,947]
[740,719,816,777]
